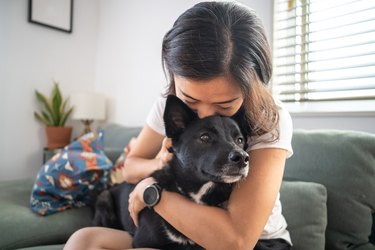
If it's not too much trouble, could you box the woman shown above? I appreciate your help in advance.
[64,1,293,249]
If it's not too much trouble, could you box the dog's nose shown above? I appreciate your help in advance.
[228,150,249,164]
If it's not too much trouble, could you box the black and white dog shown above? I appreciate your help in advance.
[93,95,250,250]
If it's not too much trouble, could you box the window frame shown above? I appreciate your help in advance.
[271,0,375,115]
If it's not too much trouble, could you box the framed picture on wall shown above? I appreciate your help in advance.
[28,0,73,33]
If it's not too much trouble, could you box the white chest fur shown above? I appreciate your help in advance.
[164,181,215,245]
[188,181,215,204]
[165,229,195,245]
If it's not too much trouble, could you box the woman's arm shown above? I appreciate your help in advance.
[153,147,288,250]
[123,125,172,184]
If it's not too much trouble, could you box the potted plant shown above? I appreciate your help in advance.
[34,81,74,149]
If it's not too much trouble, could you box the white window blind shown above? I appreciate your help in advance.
[272,0,375,104]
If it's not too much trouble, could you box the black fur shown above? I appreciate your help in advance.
[93,95,249,249]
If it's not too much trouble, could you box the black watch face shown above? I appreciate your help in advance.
[144,185,159,207]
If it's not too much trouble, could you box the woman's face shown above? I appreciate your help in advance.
[174,75,244,118]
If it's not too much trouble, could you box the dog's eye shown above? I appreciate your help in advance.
[200,133,211,143]
[237,137,244,144]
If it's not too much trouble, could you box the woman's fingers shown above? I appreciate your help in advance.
[127,177,156,227]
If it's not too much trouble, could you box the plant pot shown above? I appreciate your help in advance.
[46,126,72,149]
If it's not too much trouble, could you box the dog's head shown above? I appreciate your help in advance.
[163,95,249,183]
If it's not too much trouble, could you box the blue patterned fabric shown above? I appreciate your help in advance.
[30,130,113,216]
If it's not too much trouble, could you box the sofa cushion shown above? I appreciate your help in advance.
[30,131,112,216]
[103,123,142,150]
[17,244,65,250]
[102,124,141,164]
[280,181,327,250]
[284,130,375,250]
[0,179,91,250]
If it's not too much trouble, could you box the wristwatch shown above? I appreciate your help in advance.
[143,183,162,208]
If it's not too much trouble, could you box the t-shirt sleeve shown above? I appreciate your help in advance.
[247,100,294,158]
[145,96,166,136]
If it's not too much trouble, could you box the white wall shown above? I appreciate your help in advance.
[1,0,373,181]
[0,0,100,181]
[0,0,272,181]
[94,0,273,126]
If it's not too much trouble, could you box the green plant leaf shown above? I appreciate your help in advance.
[51,82,62,125]
[34,81,73,127]
[41,111,52,126]
[61,98,69,115]
[35,90,55,124]
[60,107,74,126]
[34,112,50,125]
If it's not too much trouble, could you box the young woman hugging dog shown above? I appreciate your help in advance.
[64,2,293,250]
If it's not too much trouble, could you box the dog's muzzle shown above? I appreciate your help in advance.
[220,150,249,183]
[228,150,249,165]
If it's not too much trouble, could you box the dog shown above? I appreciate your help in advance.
[93,95,250,250]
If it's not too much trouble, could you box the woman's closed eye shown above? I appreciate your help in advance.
[185,99,197,105]
[217,105,233,110]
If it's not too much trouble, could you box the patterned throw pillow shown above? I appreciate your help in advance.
[110,152,126,185]
[30,131,113,216]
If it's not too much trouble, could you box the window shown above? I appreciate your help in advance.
[272,0,375,113]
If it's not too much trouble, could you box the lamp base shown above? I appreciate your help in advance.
[81,119,94,135]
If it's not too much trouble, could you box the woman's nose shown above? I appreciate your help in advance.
[197,105,216,118]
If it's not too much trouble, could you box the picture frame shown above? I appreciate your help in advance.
[28,0,73,33]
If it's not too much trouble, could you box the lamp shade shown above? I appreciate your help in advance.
[70,93,106,121]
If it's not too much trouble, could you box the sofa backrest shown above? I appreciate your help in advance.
[284,129,375,250]
[102,124,142,163]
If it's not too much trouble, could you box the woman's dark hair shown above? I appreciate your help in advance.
[162,1,279,138]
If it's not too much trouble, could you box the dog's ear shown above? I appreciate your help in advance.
[230,106,251,140]
[163,95,198,139]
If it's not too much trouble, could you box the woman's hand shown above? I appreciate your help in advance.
[128,177,157,227]
[156,137,173,170]
[127,137,172,226]
[124,137,138,155]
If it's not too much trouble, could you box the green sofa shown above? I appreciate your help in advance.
[0,124,374,250]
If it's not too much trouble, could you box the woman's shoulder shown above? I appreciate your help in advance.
[247,98,294,157]
[145,95,167,136]
[274,99,293,135]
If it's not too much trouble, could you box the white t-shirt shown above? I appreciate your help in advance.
[146,96,293,244]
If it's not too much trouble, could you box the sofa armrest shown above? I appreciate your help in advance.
[0,179,92,250]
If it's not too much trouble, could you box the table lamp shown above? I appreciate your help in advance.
[70,93,106,135]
